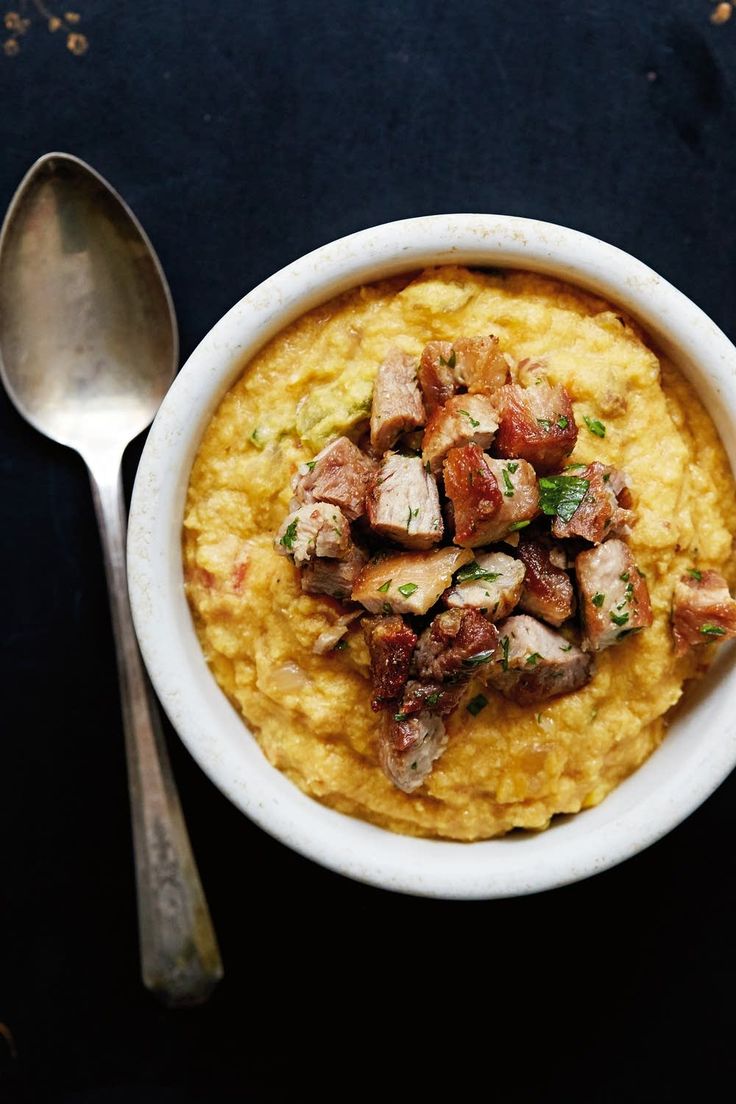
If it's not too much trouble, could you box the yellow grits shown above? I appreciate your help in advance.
[182,267,736,840]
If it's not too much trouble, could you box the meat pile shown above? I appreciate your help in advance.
[275,335,736,793]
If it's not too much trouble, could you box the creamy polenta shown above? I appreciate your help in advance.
[182,267,736,840]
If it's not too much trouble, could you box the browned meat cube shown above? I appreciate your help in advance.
[444,551,526,621]
[575,539,652,651]
[551,462,634,544]
[370,347,426,453]
[414,608,499,682]
[292,436,376,521]
[352,546,472,615]
[672,570,736,656]
[275,502,351,565]
[379,711,448,793]
[483,458,541,542]
[422,393,498,474]
[454,335,509,394]
[443,444,503,547]
[486,615,593,704]
[417,340,457,415]
[493,382,578,473]
[362,615,418,710]
[366,453,443,549]
[398,679,465,719]
[517,540,576,626]
[301,545,368,599]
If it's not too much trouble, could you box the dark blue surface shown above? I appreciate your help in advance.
[1,2,735,1100]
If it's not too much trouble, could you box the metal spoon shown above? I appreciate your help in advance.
[0,153,223,1007]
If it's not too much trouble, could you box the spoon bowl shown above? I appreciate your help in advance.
[0,152,176,458]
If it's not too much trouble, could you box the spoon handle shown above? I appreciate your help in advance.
[87,453,223,1008]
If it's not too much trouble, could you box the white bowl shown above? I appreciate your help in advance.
[127,214,736,898]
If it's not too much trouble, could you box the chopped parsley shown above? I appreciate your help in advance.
[538,475,590,523]
[556,415,569,429]
[377,579,392,593]
[508,519,531,532]
[279,518,298,550]
[537,418,552,429]
[382,602,394,615]
[565,462,586,470]
[426,691,441,706]
[560,643,573,652]
[439,350,457,369]
[460,409,480,428]
[305,460,317,472]
[526,653,542,666]
[688,568,702,581]
[394,711,408,721]
[700,623,726,636]
[466,694,488,717]
[333,639,348,652]
[592,593,605,608]
[425,460,431,473]
[507,461,519,473]
[500,635,510,671]
[462,650,495,668]
[502,468,515,497]
[397,582,418,598]
[583,415,606,438]
[620,571,630,582]
[406,506,419,530]
[610,611,629,627]
[456,561,502,584]
[410,761,418,770]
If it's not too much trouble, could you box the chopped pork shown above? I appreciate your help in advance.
[417,340,457,415]
[575,539,652,651]
[453,335,509,394]
[399,679,465,719]
[366,452,443,549]
[672,570,736,656]
[485,614,593,704]
[275,502,351,565]
[301,544,368,599]
[444,551,526,622]
[493,382,578,472]
[362,615,418,710]
[483,458,541,542]
[414,608,499,683]
[552,461,634,544]
[517,540,576,626]
[422,393,498,474]
[442,443,503,547]
[370,347,426,453]
[379,711,448,793]
[351,546,473,616]
[292,436,376,521]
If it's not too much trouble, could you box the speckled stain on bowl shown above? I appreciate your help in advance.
[127,214,736,898]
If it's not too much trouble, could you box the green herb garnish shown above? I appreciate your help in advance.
[426,692,440,706]
[701,623,726,636]
[526,653,542,666]
[538,475,590,523]
[394,711,408,721]
[382,602,394,615]
[377,580,392,593]
[502,468,515,497]
[500,635,510,671]
[305,460,317,472]
[456,561,502,584]
[537,418,552,429]
[556,415,569,429]
[460,409,480,428]
[333,639,348,651]
[462,650,495,668]
[592,593,605,608]
[508,520,531,532]
[439,350,457,369]
[610,611,629,627]
[688,568,702,581]
[583,415,606,438]
[397,582,418,598]
[507,461,519,473]
[279,518,298,550]
[466,694,488,717]
[620,571,630,582]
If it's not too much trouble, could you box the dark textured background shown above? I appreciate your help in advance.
[1,1,735,1100]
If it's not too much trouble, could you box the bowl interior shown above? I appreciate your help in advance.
[128,214,736,898]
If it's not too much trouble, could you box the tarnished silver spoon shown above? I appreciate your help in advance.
[0,153,222,1007]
